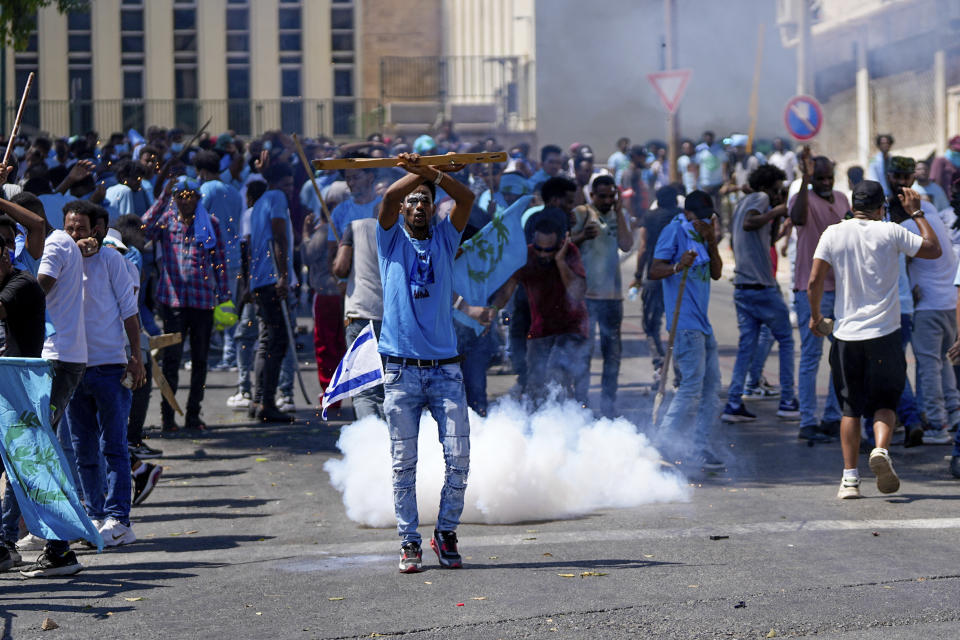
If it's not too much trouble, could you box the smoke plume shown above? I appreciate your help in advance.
[324,396,691,527]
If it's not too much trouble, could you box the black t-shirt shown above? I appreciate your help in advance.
[642,207,680,275]
[0,269,46,357]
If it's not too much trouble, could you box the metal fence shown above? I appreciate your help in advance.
[3,98,387,140]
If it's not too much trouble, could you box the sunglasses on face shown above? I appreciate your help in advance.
[405,194,431,206]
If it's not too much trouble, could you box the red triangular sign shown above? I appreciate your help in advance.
[647,69,692,114]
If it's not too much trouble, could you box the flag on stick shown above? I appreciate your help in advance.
[322,322,384,420]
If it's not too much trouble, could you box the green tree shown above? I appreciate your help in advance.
[1,0,88,50]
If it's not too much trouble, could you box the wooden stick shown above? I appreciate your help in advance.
[312,151,507,171]
[175,116,213,161]
[292,134,339,243]
[3,72,35,168]
[652,266,689,425]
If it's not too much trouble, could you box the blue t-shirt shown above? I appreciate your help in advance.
[653,218,713,335]
[249,190,297,291]
[329,196,383,242]
[13,225,39,276]
[200,179,244,274]
[377,216,462,359]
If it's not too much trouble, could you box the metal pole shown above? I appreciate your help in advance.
[797,0,810,95]
[1,44,6,134]
[665,0,679,184]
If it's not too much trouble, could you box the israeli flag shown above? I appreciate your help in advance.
[0,358,102,550]
[322,322,384,420]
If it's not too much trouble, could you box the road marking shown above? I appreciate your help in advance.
[309,517,960,557]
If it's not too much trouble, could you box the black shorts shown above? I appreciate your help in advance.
[829,330,905,419]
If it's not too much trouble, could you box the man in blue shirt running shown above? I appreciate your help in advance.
[377,152,475,573]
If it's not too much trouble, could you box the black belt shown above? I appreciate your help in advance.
[384,355,461,368]
[734,283,773,290]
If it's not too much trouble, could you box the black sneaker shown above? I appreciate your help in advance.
[399,541,422,573]
[697,449,725,470]
[257,405,296,424]
[430,530,462,568]
[818,420,841,438]
[133,463,163,506]
[721,402,756,423]
[798,425,832,443]
[129,441,163,459]
[950,455,960,479]
[19,549,83,578]
[904,426,925,448]
[0,546,13,572]
[2,539,21,565]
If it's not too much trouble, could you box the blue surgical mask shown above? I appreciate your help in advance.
[13,146,25,159]
[171,142,184,153]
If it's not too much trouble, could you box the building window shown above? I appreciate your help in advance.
[278,0,303,133]
[12,13,39,132]
[330,0,355,136]
[173,0,198,130]
[226,0,251,134]
[67,4,93,133]
[120,0,145,132]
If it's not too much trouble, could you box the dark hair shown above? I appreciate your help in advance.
[246,180,268,206]
[617,137,630,146]
[591,174,616,190]
[263,162,293,185]
[876,133,894,147]
[113,158,135,182]
[62,199,102,227]
[573,155,594,171]
[138,145,159,160]
[533,218,561,237]
[116,214,145,251]
[412,180,436,202]
[194,149,221,174]
[540,176,576,203]
[10,192,46,221]
[540,144,562,163]
[846,165,864,185]
[92,203,109,229]
[747,164,787,192]
[0,213,16,236]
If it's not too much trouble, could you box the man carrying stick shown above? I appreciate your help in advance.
[377,152,474,573]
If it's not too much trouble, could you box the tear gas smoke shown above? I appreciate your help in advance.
[324,396,691,527]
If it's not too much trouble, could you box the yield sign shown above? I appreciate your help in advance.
[647,69,692,113]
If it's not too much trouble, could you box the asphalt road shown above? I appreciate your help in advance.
[3,248,960,639]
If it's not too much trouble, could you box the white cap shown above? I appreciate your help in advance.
[104,228,128,252]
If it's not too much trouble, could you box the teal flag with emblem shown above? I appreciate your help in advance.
[0,358,102,550]
[452,195,533,334]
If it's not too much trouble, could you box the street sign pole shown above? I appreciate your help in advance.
[665,0,678,184]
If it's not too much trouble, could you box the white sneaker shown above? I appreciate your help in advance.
[276,394,296,413]
[868,448,900,494]
[99,518,136,547]
[226,391,252,409]
[16,533,46,551]
[837,476,862,499]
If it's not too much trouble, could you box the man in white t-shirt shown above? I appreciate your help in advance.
[809,181,939,500]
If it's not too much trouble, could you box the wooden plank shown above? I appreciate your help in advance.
[312,151,507,171]
[149,332,182,351]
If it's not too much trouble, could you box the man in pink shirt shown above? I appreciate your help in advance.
[789,152,850,442]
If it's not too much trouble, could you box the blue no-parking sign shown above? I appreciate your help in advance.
[784,95,823,141]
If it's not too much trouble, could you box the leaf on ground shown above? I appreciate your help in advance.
[643,554,654,558]
[523,537,537,541]
[424,581,432,585]
[579,571,608,577]
[255,612,262,616]
[184,530,198,535]
[123,597,144,602]
[471,597,486,600]
[766,630,777,638]
[488,556,498,560]
[688,585,699,588]
[255,457,269,462]
[41,618,58,630]
[542,552,553,557]
[328,597,344,601]
[557,573,576,578]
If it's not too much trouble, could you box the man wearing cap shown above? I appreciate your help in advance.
[809,182,940,499]
[887,156,960,445]
[571,174,633,417]
[141,174,229,432]
[789,152,849,441]
[649,190,724,470]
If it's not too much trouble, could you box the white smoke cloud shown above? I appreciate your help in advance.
[324,397,691,527]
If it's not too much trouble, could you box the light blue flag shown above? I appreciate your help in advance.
[0,358,102,550]
[322,322,384,420]
[452,195,533,335]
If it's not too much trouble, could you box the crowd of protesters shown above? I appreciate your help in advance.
[1,120,960,574]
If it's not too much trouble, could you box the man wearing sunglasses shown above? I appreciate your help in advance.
[377,152,474,574]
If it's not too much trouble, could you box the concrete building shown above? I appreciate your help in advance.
[778,0,960,170]
[2,0,536,141]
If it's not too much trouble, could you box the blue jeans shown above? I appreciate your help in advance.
[656,330,720,451]
[728,287,795,406]
[794,289,842,427]
[278,294,298,398]
[507,285,530,388]
[586,299,623,417]
[383,363,470,545]
[66,364,133,525]
[641,279,665,369]
[525,333,591,406]
[745,326,774,390]
[344,319,384,420]
[455,319,495,416]
[234,301,259,394]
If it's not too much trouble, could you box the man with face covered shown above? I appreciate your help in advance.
[722,165,798,424]
[141,175,229,431]
[887,156,960,445]
[377,152,475,573]
[649,191,725,469]
[789,152,850,442]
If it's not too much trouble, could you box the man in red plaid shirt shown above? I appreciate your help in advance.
[142,175,229,432]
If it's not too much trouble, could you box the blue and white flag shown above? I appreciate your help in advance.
[0,358,102,550]
[452,194,533,334]
[322,322,384,420]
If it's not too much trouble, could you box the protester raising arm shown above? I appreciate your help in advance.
[0,166,46,259]
[379,153,473,232]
